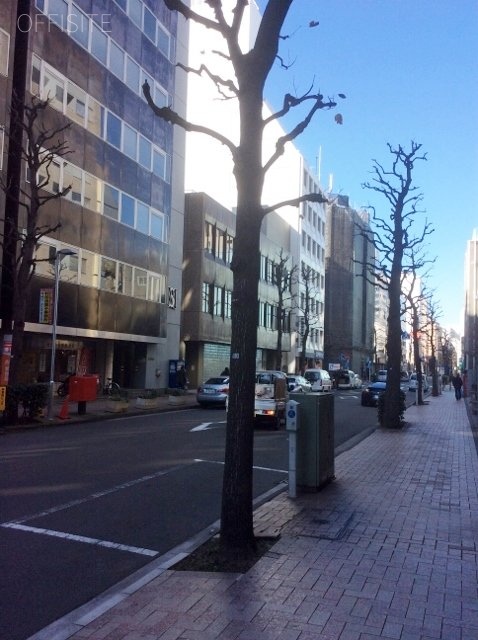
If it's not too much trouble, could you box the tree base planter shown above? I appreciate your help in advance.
[105,400,129,413]
[135,397,161,410]
[168,394,188,405]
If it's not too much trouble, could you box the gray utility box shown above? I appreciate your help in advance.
[290,392,335,490]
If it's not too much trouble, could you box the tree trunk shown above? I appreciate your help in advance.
[383,255,403,428]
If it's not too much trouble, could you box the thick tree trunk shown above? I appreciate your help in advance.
[384,256,403,428]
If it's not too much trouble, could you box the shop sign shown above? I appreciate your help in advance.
[39,288,54,324]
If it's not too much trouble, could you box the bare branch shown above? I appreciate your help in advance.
[142,81,238,159]
[263,191,328,215]
[176,61,238,96]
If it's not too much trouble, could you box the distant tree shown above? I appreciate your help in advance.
[272,250,296,371]
[361,142,433,428]
[1,96,71,396]
[297,262,321,373]
[426,297,442,397]
[144,0,343,551]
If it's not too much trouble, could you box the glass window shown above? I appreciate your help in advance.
[152,149,165,178]
[138,136,151,169]
[148,275,160,302]
[91,23,108,64]
[134,268,147,299]
[215,229,225,260]
[129,0,142,28]
[224,290,232,318]
[213,286,223,316]
[201,283,210,313]
[109,40,125,79]
[83,172,102,212]
[225,234,233,264]
[106,111,121,148]
[142,71,154,101]
[103,184,119,219]
[66,82,87,126]
[48,0,68,28]
[123,124,137,159]
[144,7,156,42]
[31,54,41,94]
[39,157,61,194]
[34,243,55,278]
[87,98,104,137]
[150,212,163,240]
[136,202,149,234]
[43,67,64,111]
[125,56,140,93]
[204,221,214,253]
[118,263,132,295]
[154,85,167,108]
[100,257,117,291]
[59,250,79,283]
[115,0,127,10]
[63,162,83,203]
[80,250,99,288]
[121,193,135,227]
[157,26,169,58]
[69,6,89,48]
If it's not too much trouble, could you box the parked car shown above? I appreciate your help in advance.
[196,376,229,406]
[287,375,312,393]
[409,373,429,392]
[254,370,288,428]
[303,368,333,392]
[361,381,387,406]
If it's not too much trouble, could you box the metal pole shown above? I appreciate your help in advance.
[46,253,61,420]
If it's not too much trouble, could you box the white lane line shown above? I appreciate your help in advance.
[2,463,191,526]
[2,522,158,556]
[190,421,226,432]
[194,458,287,474]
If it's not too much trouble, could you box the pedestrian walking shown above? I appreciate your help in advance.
[176,365,188,390]
[451,372,463,400]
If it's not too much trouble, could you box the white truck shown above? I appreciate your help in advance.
[254,370,288,429]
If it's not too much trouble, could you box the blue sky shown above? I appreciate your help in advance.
[259,0,478,331]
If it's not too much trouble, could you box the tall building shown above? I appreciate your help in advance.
[0,1,186,388]
[464,228,478,389]
[324,195,375,377]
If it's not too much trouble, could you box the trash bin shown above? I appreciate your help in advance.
[290,392,334,490]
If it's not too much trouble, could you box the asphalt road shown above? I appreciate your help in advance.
[0,391,405,640]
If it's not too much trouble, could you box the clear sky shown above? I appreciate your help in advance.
[258,0,478,332]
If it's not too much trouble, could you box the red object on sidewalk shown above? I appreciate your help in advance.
[58,396,70,420]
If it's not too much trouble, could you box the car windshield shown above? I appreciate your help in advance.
[204,377,228,385]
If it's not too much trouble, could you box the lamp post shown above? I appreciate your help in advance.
[46,249,76,420]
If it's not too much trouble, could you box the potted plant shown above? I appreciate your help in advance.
[105,390,129,413]
[168,387,188,405]
[135,389,161,409]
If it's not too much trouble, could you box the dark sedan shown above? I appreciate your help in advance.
[361,381,387,407]
[196,376,229,407]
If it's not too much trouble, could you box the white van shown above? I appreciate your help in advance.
[409,373,429,392]
[303,368,332,392]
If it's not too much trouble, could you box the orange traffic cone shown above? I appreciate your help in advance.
[58,395,70,420]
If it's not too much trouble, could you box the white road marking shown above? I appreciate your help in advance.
[190,421,226,431]
[1,522,157,556]
[194,458,287,474]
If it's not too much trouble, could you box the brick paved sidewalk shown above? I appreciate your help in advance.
[34,392,478,640]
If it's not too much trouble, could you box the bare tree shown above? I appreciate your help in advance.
[297,262,321,374]
[144,0,343,551]
[1,96,71,392]
[361,142,433,428]
[272,250,296,371]
[426,297,442,397]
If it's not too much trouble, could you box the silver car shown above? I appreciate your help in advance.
[287,375,312,393]
[196,376,229,407]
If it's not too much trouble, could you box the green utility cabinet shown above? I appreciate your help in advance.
[290,392,335,490]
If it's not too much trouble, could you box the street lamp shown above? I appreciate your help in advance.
[46,249,76,420]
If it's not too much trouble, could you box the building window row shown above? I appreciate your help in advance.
[29,152,168,242]
[201,283,232,319]
[301,230,325,262]
[260,254,292,290]
[258,302,291,332]
[112,0,172,57]
[0,28,9,77]
[303,169,319,195]
[300,261,324,290]
[303,202,325,235]
[31,56,170,182]
[35,241,167,302]
[35,1,172,97]
[299,292,323,317]
[203,221,234,264]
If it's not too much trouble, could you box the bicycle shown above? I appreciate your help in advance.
[102,378,121,396]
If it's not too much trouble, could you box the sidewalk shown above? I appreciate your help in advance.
[30,391,478,640]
